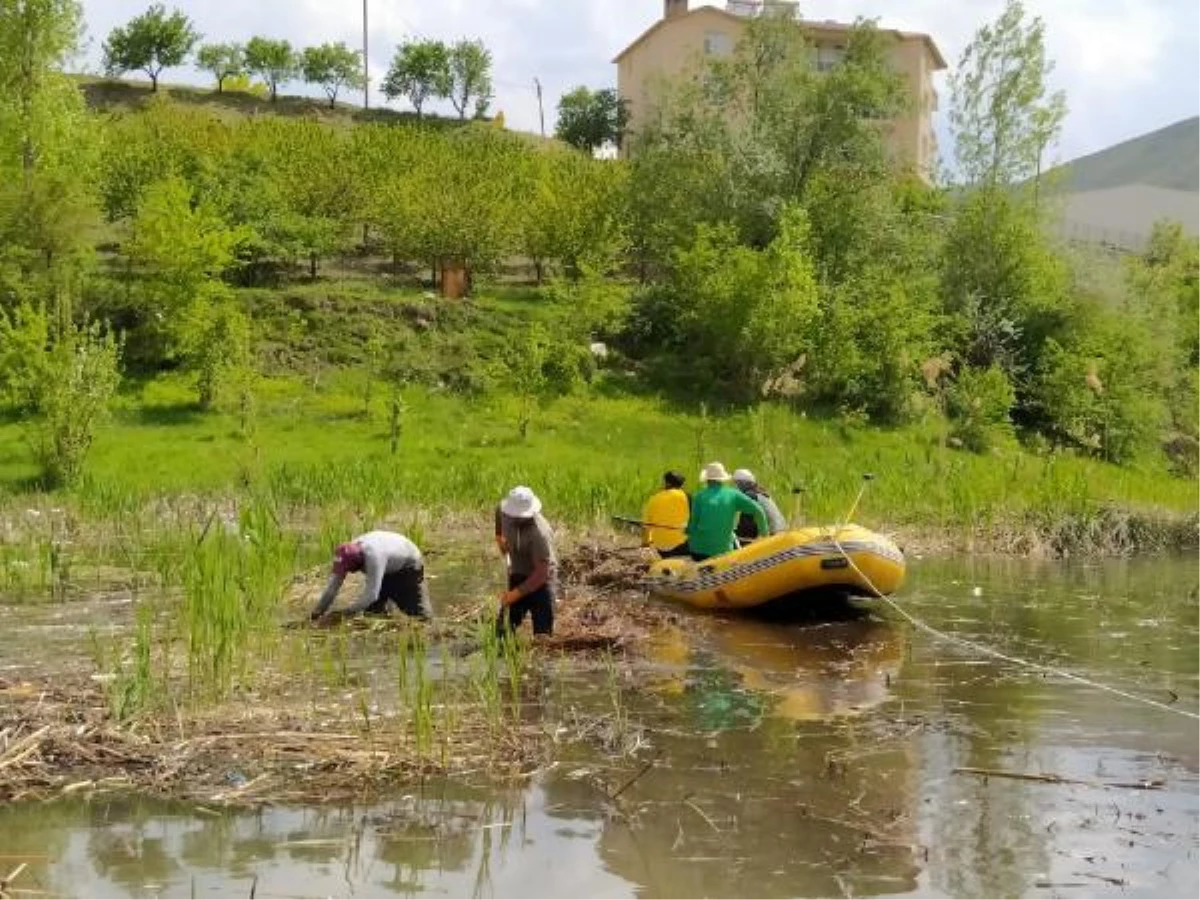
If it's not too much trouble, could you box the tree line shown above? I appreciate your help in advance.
[0,0,1196,487]
[99,1,495,116]
[98,2,619,147]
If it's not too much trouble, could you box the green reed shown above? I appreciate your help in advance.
[471,614,505,731]
[108,599,157,722]
[409,627,435,756]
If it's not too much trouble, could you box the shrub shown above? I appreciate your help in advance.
[1032,335,1164,465]
[945,364,1015,453]
[0,302,51,413]
[33,322,123,487]
[629,204,819,402]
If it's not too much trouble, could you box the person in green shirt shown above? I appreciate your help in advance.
[685,462,769,561]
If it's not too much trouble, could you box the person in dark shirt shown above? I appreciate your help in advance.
[494,486,558,636]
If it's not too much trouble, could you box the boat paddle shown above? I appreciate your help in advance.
[837,473,875,533]
[611,514,681,531]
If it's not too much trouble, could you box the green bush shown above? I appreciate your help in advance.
[628,204,819,402]
[33,322,123,488]
[0,302,51,413]
[945,365,1015,453]
[806,267,937,424]
[1031,333,1164,466]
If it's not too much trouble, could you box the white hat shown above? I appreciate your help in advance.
[733,468,756,485]
[700,462,732,482]
[501,485,542,519]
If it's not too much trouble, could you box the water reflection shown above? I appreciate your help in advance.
[646,615,902,723]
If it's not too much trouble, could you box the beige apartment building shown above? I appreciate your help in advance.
[614,0,946,180]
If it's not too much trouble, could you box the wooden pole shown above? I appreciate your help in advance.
[534,77,545,137]
[362,0,369,109]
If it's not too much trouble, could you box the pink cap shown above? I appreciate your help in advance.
[332,542,364,575]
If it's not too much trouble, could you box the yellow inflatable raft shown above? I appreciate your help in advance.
[645,524,904,610]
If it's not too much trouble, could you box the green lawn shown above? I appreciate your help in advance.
[2,366,1193,554]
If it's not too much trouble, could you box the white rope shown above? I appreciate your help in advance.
[829,534,1200,722]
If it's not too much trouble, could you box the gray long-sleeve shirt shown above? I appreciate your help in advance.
[311,531,423,617]
[758,493,788,534]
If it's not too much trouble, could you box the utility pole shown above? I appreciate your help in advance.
[362,0,369,109]
[534,77,545,137]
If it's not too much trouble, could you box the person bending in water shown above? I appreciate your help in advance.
[310,531,433,622]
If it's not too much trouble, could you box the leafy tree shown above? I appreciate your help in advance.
[300,41,364,108]
[499,321,591,439]
[0,0,82,104]
[101,3,200,93]
[370,126,444,270]
[97,98,235,223]
[447,39,492,120]
[244,36,297,102]
[0,302,122,486]
[196,42,244,93]
[625,140,725,282]
[806,266,939,423]
[555,86,629,154]
[520,147,627,282]
[948,0,1066,189]
[941,1,1072,436]
[124,175,249,402]
[632,16,906,252]
[383,127,523,284]
[190,302,252,410]
[382,39,450,118]
[126,176,240,288]
[0,0,97,322]
[1031,321,1163,465]
[231,118,360,278]
[940,188,1067,382]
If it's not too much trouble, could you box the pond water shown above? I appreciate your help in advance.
[1,554,1196,898]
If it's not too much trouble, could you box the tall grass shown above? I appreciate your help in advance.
[8,377,1178,537]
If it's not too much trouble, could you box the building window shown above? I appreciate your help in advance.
[704,30,732,56]
[816,44,845,72]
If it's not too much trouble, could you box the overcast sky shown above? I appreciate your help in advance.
[75,0,1199,165]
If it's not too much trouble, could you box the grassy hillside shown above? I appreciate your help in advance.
[1054,117,1199,192]
[75,75,508,133]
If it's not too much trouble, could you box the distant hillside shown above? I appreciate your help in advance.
[1054,117,1199,193]
[73,76,535,138]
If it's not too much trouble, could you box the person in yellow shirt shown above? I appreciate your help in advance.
[641,471,690,558]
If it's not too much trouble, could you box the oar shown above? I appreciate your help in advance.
[840,473,875,530]
[611,515,682,531]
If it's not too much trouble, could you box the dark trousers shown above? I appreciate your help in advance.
[658,542,691,559]
[366,566,433,620]
[496,573,554,636]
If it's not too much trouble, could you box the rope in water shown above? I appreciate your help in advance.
[829,535,1200,722]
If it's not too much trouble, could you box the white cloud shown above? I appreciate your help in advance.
[77,0,1198,160]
